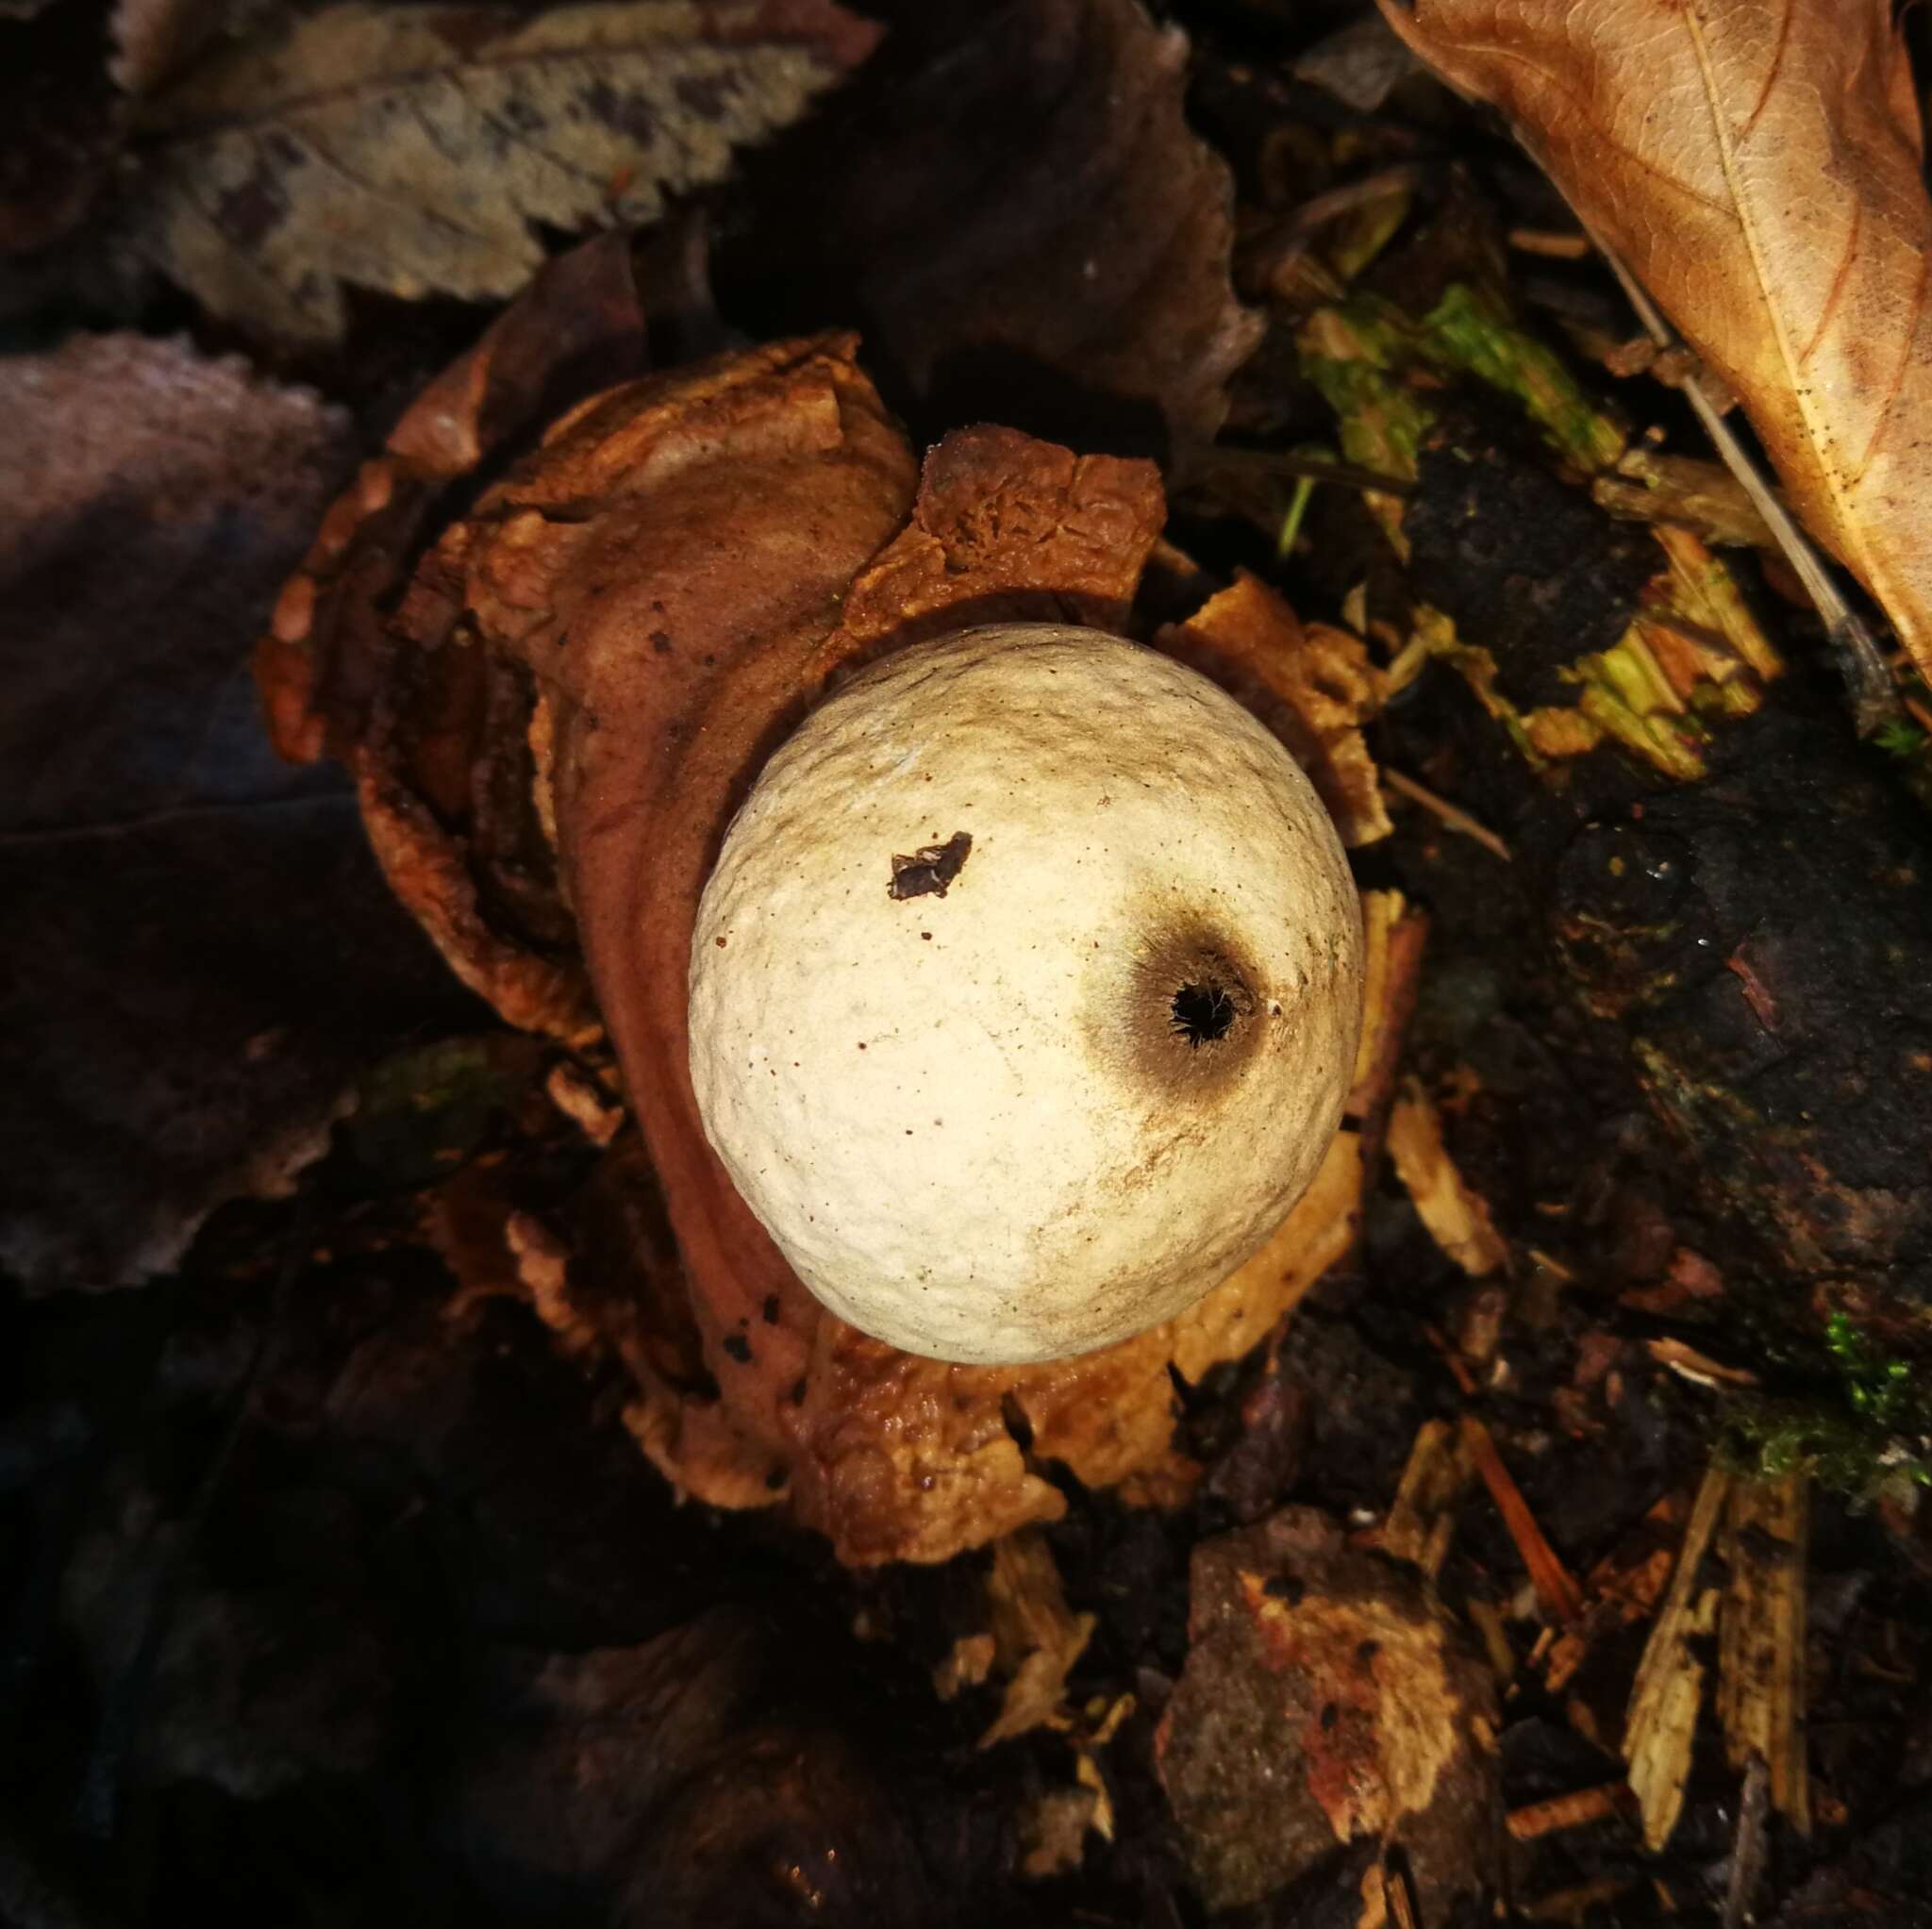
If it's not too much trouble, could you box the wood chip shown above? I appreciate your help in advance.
[1379,1418,1469,1577]
[1543,1488,1691,1695]
[1460,1415,1584,1624]
[1389,1083,1509,1277]
[1716,1474,1811,1835]
[1624,1468,1729,1850]
[1506,1782,1629,1841]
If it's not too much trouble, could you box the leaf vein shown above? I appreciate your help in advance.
[1850,242,1929,485]
[1453,40,1736,221]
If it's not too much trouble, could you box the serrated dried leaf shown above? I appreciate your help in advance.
[130,0,878,341]
[1379,0,1932,680]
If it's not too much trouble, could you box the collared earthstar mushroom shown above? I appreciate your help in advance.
[689,623,1363,1366]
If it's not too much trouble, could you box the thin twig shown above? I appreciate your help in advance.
[1460,1415,1586,1623]
[1582,227,1899,736]
[1383,766,1512,861]
[1508,226,1591,260]
[1507,1783,1629,1841]
[1722,1755,1772,1929]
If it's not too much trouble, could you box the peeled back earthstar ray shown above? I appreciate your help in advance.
[256,312,1392,1561]
[442,335,921,1421]
[688,624,1365,1366]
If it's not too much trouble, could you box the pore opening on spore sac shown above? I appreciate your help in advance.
[1170,980,1239,1048]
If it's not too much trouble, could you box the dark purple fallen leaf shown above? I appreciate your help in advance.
[0,335,470,1289]
[732,0,1260,453]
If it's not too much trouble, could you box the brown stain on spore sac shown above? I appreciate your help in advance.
[1102,909,1269,1109]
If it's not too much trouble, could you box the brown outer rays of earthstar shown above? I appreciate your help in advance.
[688,624,1365,1367]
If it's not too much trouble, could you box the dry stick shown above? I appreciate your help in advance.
[1383,1862,1421,1929]
[1626,1468,1731,1850]
[1507,226,1591,261]
[1382,765,1511,862]
[1580,226,1899,736]
[1459,1415,1586,1624]
[1506,1783,1628,1842]
[1722,1754,1773,1929]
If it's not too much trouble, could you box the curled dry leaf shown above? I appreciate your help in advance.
[1379,0,1932,680]
[129,0,878,341]
[260,283,1391,1561]
[1156,571,1390,848]
[0,334,462,1288]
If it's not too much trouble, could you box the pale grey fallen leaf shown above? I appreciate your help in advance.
[129,0,878,341]
[1292,12,1419,115]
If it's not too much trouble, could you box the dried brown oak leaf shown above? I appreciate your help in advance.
[128,0,877,342]
[0,335,462,1288]
[1380,0,1932,681]
[1157,1508,1501,1916]
[261,315,1380,1563]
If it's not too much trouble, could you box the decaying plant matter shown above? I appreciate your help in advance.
[1292,269,1932,1332]
[1380,0,1932,685]
[258,251,1404,1563]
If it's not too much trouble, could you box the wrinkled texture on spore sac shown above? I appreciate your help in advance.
[1381,0,1932,679]
[688,624,1363,1365]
